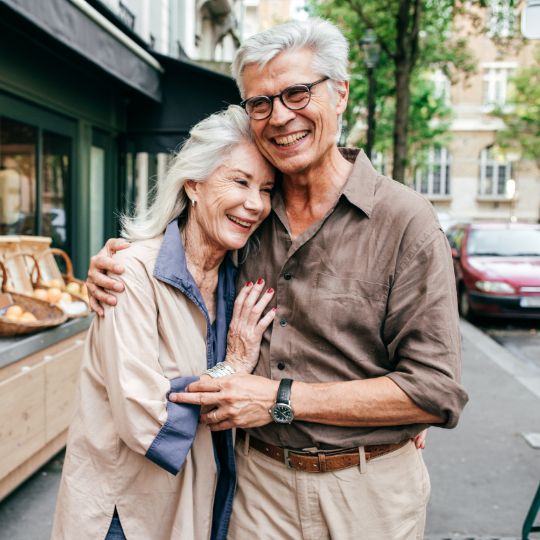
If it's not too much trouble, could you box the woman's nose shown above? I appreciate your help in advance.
[244,188,264,212]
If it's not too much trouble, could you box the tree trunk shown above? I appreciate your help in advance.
[391,0,421,183]
[392,62,411,182]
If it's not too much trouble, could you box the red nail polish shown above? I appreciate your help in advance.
[245,281,253,287]
[267,287,274,294]
[257,277,264,285]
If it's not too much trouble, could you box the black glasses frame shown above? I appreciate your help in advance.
[240,77,330,120]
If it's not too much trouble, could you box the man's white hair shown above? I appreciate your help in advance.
[121,105,254,241]
[232,18,350,98]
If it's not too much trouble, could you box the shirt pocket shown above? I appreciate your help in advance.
[311,273,389,335]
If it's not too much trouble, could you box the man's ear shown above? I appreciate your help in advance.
[335,80,349,115]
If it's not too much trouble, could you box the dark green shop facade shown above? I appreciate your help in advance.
[0,0,240,277]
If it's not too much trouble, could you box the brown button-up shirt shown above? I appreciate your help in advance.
[239,149,468,450]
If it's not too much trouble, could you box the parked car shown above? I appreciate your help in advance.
[446,222,540,319]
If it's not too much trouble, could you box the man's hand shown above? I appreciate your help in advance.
[169,374,279,431]
[86,238,130,316]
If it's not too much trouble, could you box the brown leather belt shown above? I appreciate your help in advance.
[238,431,408,473]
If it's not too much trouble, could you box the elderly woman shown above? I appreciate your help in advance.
[51,106,276,540]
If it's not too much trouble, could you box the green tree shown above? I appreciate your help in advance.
[309,0,477,182]
[493,45,540,170]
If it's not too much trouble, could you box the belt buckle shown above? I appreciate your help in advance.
[283,448,293,469]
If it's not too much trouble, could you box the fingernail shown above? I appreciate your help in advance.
[272,307,277,312]
[266,287,274,294]
[257,278,264,285]
[114,265,123,272]
[245,281,253,287]
[114,283,123,291]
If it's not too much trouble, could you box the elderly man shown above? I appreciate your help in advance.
[87,18,467,540]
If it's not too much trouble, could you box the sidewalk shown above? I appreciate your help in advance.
[424,320,540,539]
[0,320,539,539]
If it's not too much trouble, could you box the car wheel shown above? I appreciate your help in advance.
[458,285,475,321]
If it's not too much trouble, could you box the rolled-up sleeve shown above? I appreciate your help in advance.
[96,262,200,475]
[384,226,469,428]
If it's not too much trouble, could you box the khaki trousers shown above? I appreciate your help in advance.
[228,438,430,540]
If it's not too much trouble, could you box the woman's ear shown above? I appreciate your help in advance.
[184,180,197,202]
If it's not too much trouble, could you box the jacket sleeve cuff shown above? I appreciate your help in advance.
[145,375,201,475]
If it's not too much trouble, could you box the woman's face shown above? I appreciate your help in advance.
[187,142,275,252]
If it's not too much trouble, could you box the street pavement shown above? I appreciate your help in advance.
[1,320,540,539]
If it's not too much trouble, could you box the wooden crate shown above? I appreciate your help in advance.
[18,236,63,287]
[0,236,34,295]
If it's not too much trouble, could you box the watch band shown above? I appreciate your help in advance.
[204,362,236,378]
[277,378,293,404]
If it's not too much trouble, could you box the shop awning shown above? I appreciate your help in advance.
[126,53,241,154]
[0,0,162,102]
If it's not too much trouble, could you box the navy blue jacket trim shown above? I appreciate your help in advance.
[145,375,200,475]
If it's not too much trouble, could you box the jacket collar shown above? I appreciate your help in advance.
[153,219,237,358]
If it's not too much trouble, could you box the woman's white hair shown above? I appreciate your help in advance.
[232,17,350,98]
[121,105,253,241]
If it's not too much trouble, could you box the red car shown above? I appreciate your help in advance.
[446,222,540,319]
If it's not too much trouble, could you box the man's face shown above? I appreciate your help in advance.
[242,49,348,177]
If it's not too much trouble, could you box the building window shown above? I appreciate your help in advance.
[371,151,386,175]
[487,0,515,38]
[482,64,515,107]
[478,146,512,197]
[0,116,71,251]
[414,147,451,197]
[432,69,451,104]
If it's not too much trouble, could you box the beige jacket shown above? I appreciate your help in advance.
[52,221,237,540]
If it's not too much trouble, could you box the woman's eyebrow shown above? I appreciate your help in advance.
[227,168,253,179]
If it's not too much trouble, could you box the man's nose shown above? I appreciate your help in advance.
[268,98,296,126]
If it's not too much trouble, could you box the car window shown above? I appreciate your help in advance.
[467,228,540,256]
[447,228,465,251]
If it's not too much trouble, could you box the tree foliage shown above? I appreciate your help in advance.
[493,45,540,170]
[308,0,478,182]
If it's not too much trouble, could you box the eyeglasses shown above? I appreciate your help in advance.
[240,77,330,120]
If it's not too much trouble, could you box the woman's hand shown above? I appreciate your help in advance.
[413,429,428,449]
[225,278,276,374]
[86,238,131,316]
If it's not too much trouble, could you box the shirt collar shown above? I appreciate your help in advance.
[339,148,377,218]
[270,148,377,220]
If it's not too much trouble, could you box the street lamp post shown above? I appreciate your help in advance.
[361,29,380,161]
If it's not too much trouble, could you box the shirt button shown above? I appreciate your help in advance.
[277,362,285,370]
[279,319,287,327]
[283,272,292,280]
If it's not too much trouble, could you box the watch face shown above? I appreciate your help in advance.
[272,403,294,424]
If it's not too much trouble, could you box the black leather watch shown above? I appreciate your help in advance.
[270,378,294,424]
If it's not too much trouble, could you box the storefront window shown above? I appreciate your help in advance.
[42,131,70,251]
[89,145,105,256]
[0,117,37,235]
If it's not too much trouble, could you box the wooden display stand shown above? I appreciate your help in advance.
[0,331,87,501]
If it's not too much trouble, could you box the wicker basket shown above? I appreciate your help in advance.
[0,261,67,337]
[33,248,90,318]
